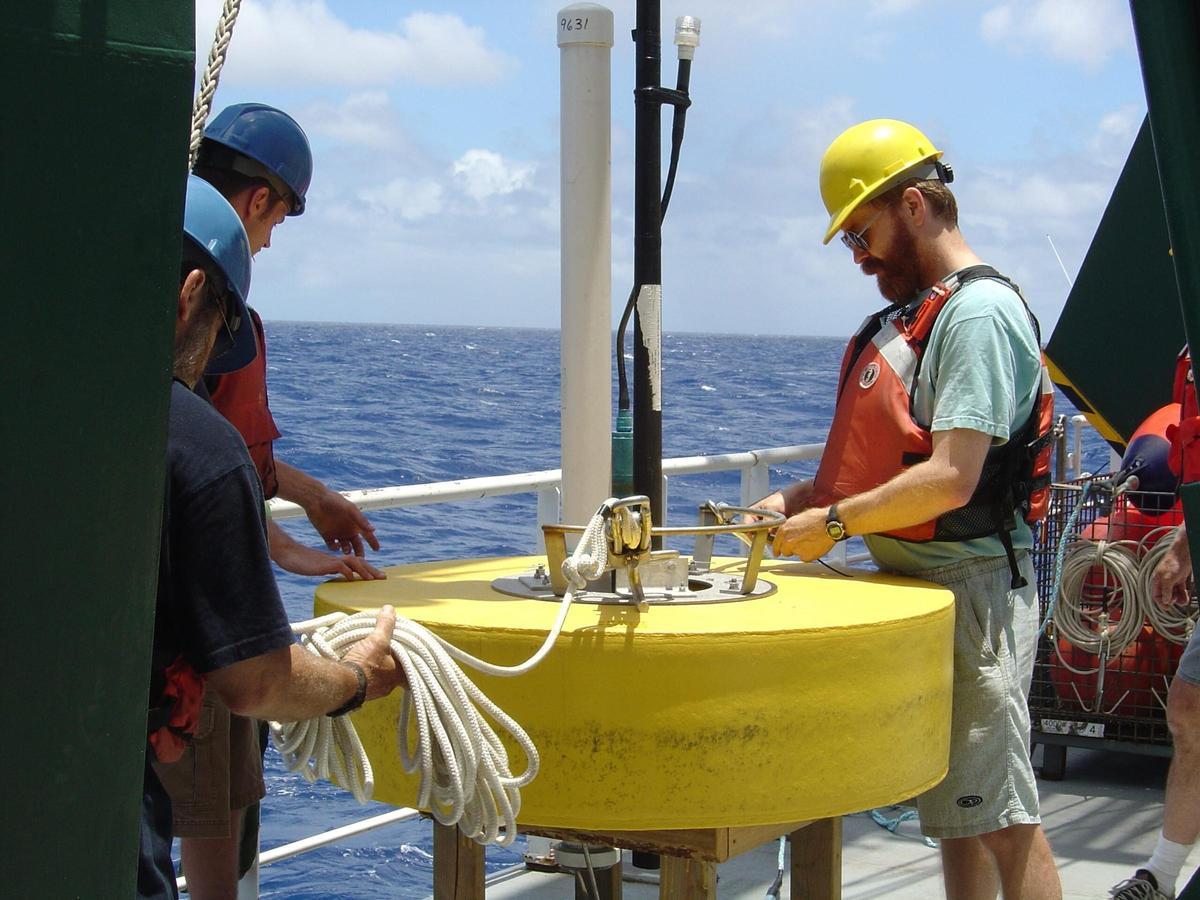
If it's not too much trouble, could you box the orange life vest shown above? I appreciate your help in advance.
[147,656,206,764]
[812,265,1054,586]
[206,309,282,498]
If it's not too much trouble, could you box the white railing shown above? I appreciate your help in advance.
[269,420,1095,537]
[250,424,1096,888]
[268,442,828,550]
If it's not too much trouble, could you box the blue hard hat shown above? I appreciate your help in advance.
[202,103,312,215]
[183,174,256,374]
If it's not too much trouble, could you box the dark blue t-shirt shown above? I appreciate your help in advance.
[138,380,294,899]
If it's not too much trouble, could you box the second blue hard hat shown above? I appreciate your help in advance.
[183,174,256,374]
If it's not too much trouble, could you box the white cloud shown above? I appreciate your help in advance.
[980,0,1132,70]
[302,92,397,149]
[195,0,514,87]
[452,150,536,202]
[974,171,1109,222]
[868,0,928,16]
[360,177,445,222]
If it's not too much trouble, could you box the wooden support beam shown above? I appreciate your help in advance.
[521,819,810,863]
[433,822,485,900]
[790,817,842,899]
[659,854,716,899]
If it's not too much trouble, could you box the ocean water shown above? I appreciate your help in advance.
[243,321,1109,897]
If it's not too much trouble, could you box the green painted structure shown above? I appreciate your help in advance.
[0,2,193,894]
[1129,0,1200,618]
[1045,116,1182,451]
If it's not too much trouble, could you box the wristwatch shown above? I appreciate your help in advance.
[328,661,368,718]
[825,504,850,542]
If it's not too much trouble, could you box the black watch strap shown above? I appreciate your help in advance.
[328,661,368,718]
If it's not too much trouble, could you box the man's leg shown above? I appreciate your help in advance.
[1127,677,1200,897]
[978,822,1061,900]
[918,555,1059,899]
[168,706,266,900]
[1114,644,1200,898]
[180,808,244,900]
[940,835,1000,900]
[1164,678,1200,849]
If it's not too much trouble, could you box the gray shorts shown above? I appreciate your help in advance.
[907,552,1041,839]
[1177,618,1200,685]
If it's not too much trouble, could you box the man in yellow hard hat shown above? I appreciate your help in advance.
[755,119,1062,898]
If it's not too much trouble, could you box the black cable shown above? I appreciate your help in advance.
[616,57,692,413]
[616,284,637,411]
[659,58,691,220]
[816,558,853,578]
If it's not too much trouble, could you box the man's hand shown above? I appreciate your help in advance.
[746,480,816,527]
[772,506,835,561]
[307,489,380,557]
[342,605,406,700]
[1151,527,1194,609]
[269,520,386,580]
[750,490,788,518]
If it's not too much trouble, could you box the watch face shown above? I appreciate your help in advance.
[826,520,846,541]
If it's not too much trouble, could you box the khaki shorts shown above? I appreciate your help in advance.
[152,688,265,838]
[909,552,1041,839]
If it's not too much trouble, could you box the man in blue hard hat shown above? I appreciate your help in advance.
[194,102,383,576]
[156,103,384,898]
[138,175,403,899]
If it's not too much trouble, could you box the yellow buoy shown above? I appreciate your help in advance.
[315,555,953,831]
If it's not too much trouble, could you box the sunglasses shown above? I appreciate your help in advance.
[840,206,886,252]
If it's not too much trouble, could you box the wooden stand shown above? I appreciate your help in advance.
[434,821,485,899]
[432,818,842,899]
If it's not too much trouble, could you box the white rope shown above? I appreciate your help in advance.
[271,503,616,845]
[1054,538,1144,668]
[1139,528,1198,645]
[188,0,243,171]
[561,503,613,588]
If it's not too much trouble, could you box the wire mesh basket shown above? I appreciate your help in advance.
[1031,475,1195,754]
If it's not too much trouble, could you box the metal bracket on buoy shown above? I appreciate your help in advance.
[492,496,784,604]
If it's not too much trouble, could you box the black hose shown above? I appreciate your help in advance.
[616,56,692,413]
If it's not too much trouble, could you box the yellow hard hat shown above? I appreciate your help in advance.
[819,119,945,244]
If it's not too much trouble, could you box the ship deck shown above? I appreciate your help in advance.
[478,746,1179,899]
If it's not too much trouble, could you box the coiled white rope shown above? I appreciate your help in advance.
[188,0,243,171]
[1140,528,1197,645]
[1054,538,1144,669]
[271,502,618,845]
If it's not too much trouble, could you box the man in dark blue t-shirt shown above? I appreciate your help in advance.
[137,177,403,899]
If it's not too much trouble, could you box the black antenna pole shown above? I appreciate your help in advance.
[633,0,663,535]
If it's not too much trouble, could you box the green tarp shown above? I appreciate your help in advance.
[1045,116,1184,451]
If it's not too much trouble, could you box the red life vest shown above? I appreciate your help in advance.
[1169,347,1200,483]
[206,309,282,498]
[812,265,1054,584]
[147,656,206,764]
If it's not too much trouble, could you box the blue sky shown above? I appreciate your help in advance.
[197,0,1147,336]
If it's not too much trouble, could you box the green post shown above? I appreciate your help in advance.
[1130,0,1200,576]
[0,2,193,894]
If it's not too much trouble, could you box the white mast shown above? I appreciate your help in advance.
[558,4,615,526]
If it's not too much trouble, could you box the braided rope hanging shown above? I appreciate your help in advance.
[188,0,243,171]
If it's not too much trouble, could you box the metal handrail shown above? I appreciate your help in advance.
[267,442,826,522]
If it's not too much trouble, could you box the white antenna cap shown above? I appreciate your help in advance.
[674,16,701,59]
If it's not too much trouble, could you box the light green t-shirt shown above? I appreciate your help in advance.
[864,273,1042,575]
